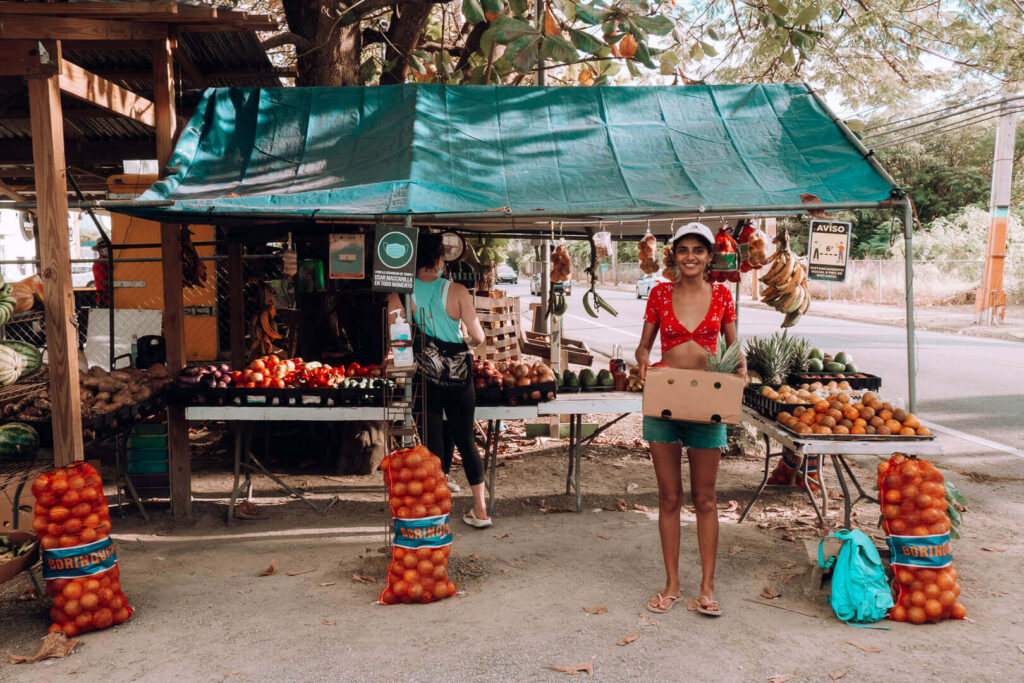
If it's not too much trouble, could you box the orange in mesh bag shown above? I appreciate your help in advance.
[378,446,456,605]
[877,453,965,624]
[30,462,133,636]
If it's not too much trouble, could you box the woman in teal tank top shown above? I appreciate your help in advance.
[388,233,490,528]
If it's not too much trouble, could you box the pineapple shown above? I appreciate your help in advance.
[788,335,814,374]
[744,333,792,385]
[706,335,741,374]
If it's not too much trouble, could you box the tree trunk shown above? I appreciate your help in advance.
[379,3,435,85]
[282,0,362,86]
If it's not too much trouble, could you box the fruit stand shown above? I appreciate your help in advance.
[109,82,926,518]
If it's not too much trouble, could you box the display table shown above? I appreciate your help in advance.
[185,405,406,522]
[479,393,642,514]
[738,406,944,528]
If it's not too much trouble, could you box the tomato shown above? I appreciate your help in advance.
[75,612,94,630]
[427,505,442,516]
[252,360,266,372]
[36,492,57,508]
[71,502,93,518]
[391,482,407,497]
[411,505,427,518]
[402,553,419,569]
[97,587,114,604]
[390,456,405,470]
[79,528,99,545]
[40,534,60,550]
[47,623,63,634]
[63,599,82,617]
[62,581,83,600]
[923,583,941,600]
[907,606,927,624]
[421,493,437,506]
[422,477,437,493]
[882,504,900,520]
[50,477,69,496]
[435,484,451,501]
[889,604,907,622]
[432,564,447,581]
[405,452,423,469]
[31,517,49,535]
[417,560,433,576]
[407,583,424,601]
[108,595,124,611]
[398,468,413,483]
[403,496,418,507]
[62,622,80,638]
[951,602,966,619]
[273,378,285,389]
[49,505,71,522]
[395,507,410,518]
[53,594,67,609]
[438,499,452,515]
[407,481,424,497]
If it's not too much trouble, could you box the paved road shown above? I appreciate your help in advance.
[507,281,1024,456]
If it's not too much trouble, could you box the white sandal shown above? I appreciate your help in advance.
[462,510,492,528]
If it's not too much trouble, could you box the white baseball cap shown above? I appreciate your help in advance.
[670,222,714,246]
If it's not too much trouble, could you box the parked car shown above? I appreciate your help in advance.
[71,265,95,289]
[530,274,572,296]
[496,265,518,285]
[635,272,670,299]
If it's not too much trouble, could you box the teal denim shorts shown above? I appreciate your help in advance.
[642,416,727,449]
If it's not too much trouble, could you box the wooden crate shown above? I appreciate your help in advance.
[519,330,594,366]
[475,292,521,363]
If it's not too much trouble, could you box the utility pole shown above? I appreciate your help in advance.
[976,93,1019,324]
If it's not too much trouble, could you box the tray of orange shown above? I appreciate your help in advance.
[774,391,934,440]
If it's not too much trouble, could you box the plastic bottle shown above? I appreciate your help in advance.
[390,310,414,367]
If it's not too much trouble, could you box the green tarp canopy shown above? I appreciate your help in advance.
[120,83,897,228]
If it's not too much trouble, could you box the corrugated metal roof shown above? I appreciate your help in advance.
[0,1,281,198]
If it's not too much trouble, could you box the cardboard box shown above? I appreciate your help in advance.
[642,367,744,425]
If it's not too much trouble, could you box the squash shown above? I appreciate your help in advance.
[0,345,25,386]
[0,340,42,377]
[0,422,39,462]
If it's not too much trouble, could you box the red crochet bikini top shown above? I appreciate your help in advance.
[643,282,736,354]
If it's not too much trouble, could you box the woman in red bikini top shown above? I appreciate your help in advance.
[634,222,746,619]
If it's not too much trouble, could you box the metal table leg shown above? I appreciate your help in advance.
[739,434,779,523]
[830,454,879,529]
[227,425,243,524]
[565,415,575,495]
[800,452,826,525]
[574,415,582,512]
[246,450,321,513]
[486,419,499,517]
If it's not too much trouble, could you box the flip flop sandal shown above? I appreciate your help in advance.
[462,510,492,529]
[695,595,722,617]
[646,593,682,614]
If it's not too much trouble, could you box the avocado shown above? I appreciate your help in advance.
[844,363,857,373]
[579,369,597,388]
[809,348,823,361]
[824,361,846,372]
[834,351,848,365]
[564,370,580,387]
[823,353,834,364]
[554,371,563,387]
[597,369,614,387]
[807,358,824,372]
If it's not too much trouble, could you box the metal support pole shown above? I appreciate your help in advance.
[403,214,415,446]
[539,240,550,334]
[535,0,546,86]
[903,200,917,413]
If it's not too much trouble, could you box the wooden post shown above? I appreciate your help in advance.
[228,242,245,367]
[29,75,84,466]
[154,34,190,517]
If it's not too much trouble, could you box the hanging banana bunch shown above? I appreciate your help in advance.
[759,230,810,328]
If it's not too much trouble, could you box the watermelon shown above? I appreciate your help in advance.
[0,422,39,462]
[0,345,24,386]
[0,340,42,377]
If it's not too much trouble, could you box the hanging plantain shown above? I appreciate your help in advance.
[180,226,207,288]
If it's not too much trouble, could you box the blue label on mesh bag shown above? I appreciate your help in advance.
[42,537,117,580]
[393,514,452,549]
[887,533,952,569]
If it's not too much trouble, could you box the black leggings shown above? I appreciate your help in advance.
[423,378,484,486]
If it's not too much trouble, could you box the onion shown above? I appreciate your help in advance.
[502,372,517,386]
[513,364,529,379]
[517,377,532,387]
[181,366,200,377]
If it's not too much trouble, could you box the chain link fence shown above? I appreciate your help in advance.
[0,244,286,369]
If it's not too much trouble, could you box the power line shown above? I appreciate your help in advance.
[864,95,1024,140]
[862,90,1000,133]
[872,107,1023,149]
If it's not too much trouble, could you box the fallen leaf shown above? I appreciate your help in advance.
[637,615,659,626]
[729,545,744,555]
[597,533,611,540]
[583,605,607,615]
[259,560,276,576]
[321,618,336,626]
[1018,644,1024,655]
[617,633,640,646]
[545,662,594,677]
[800,192,830,218]
[318,582,336,587]
[830,671,847,680]
[469,553,480,562]
[351,574,377,584]
[235,500,263,519]
[761,587,781,599]
[10,632,79,664]
[616,498,627,512]
[982,547,1007,552]
[846,641,881,653]
[625,482,639,492]
[501,568,511,574]
[768,676,797,683]
[287,568,315,576]
[495,532,510,540]
[784,573,800,584]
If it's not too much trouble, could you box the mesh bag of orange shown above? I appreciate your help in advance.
[877,453,965,624]
[30,462,133,636]
[378,445,456,605]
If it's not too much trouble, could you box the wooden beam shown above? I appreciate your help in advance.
[0,178,29,203]
[0,39,60,77]
[0,2,187,17]
[154,34,190,519]
[228,242,244,368]
[58,59,156,128]
[28,75,84,466]
[0,16,167,41]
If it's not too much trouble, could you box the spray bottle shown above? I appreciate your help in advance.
[390,309,414,367]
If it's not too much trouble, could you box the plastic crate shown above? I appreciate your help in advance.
[128,447,168,463]
[788,372,882,391]
[127,459,168,474]
[505,381,557,405]
[743,385,815,420]
[131,423,168,436]
[475,385,505,406]
[128,434,168,449]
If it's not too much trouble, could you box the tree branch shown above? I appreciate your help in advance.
[261,31,313,52]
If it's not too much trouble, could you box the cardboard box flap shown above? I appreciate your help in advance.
[642,367,744,425]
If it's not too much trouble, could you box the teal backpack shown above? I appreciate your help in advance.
[818,529,894,627]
